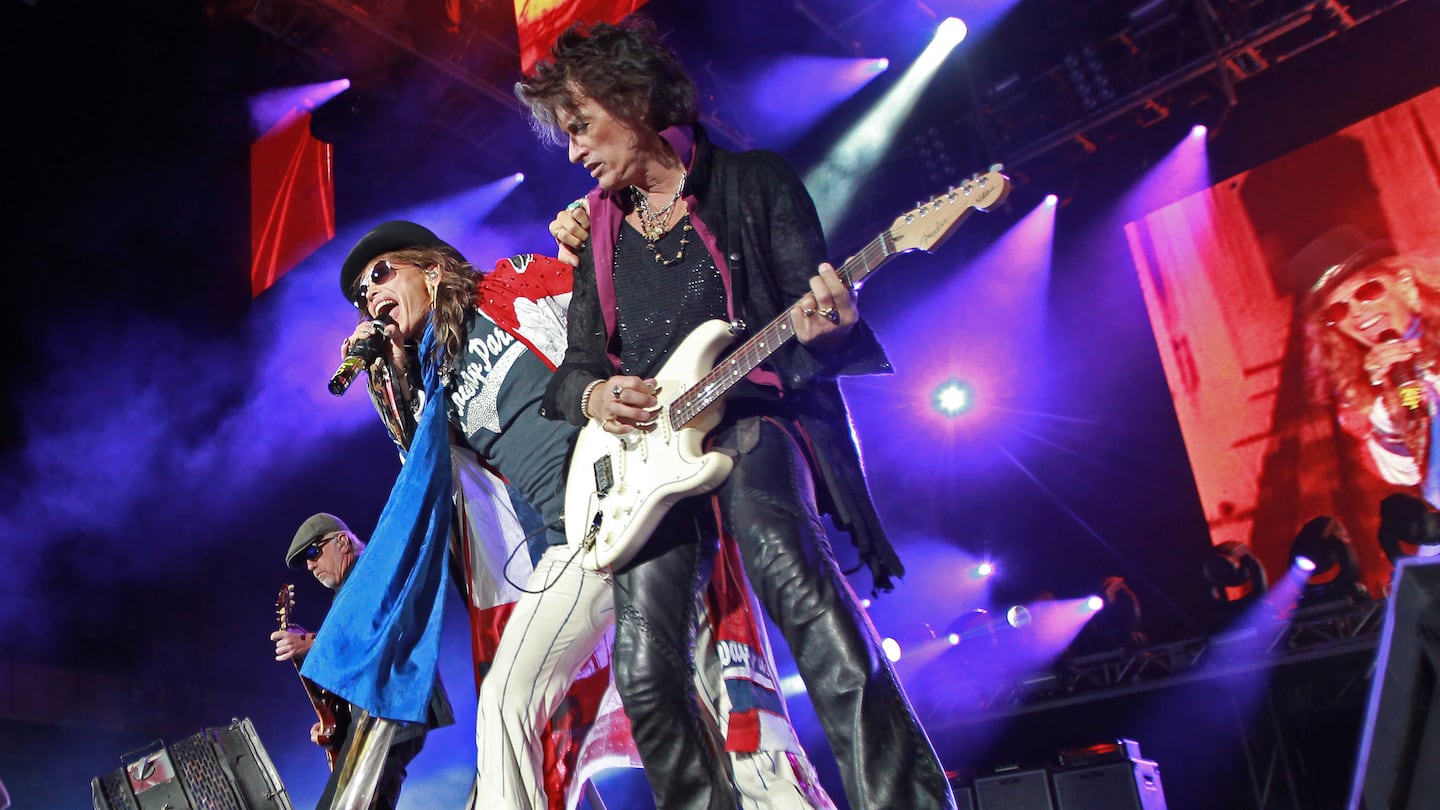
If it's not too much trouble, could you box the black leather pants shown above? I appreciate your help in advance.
[611,417,955,810]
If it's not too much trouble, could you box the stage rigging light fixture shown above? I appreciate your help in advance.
[1202,540,1270,626]
[1289,515,1370,605]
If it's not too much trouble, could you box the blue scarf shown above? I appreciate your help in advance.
[301,323,453,723]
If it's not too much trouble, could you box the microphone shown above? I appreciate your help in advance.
[329,315,394,397]
[1379,329,1425,412]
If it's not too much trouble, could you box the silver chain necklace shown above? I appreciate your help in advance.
[630,170,687,241]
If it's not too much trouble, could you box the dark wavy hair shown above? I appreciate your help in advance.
[514,16,698,146]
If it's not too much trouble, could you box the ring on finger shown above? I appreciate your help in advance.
[612,384,624,400]
[817,306,839,323]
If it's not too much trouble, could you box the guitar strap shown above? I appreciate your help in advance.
[723,154,746,309]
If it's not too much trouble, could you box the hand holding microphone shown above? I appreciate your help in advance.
[329,315,395,396]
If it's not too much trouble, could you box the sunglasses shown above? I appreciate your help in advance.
[1320,279,1387,327]
[351,260,400,309]
[301,534,338,562]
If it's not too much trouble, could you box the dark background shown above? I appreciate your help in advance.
[3,0,1438,807]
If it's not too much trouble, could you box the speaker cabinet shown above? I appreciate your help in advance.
[975,768,1053,810]
[955,785,975,810]
[91,718,291,810]
[1053,758,1167,810]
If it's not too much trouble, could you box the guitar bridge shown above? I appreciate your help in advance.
[593,455,614,497]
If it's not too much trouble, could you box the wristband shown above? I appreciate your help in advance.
[580,379,604,420]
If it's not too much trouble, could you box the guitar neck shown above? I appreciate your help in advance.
[668,231,897,429]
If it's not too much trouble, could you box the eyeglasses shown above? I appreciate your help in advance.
[351,260,399,309]
[301,533,339,562]
[1320,279,1387,327]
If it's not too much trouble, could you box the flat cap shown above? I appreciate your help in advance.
[286,512,351,569]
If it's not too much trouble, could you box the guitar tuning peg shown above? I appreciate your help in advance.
[989,162,1005,173]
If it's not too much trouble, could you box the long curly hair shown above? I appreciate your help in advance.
[1303,253,1440,427]
[514,16,698,146]
[361,247,480,370]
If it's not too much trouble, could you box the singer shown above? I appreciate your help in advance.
[1302,229,1440,506]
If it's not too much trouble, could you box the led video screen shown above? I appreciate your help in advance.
[1126,87,1440,594]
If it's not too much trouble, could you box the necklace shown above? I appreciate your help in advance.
[646,220,693,267]
[630,170,687,242]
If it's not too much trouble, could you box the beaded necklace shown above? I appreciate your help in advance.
[630,170,690,266]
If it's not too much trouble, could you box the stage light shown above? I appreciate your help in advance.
[513,172,525,183]
[974,561,995,578]
[935,17,968,49]
[1378,493,1440,564]
[1070,577,1145,654]
[1288,515,1370,605]
[933,379,974,416]
[1044,194,1059,207]
[1190,124,1208,139]
[882,637,902,662]
[1202,540,1269,625]
[249,78,351,134]
[861,597,872,609]
[1006,605,1032,628]
[872,57,890,73]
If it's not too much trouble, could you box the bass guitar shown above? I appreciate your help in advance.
[275,584,351,770]
[565,168,1011,570]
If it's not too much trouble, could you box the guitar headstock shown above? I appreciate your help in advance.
[886,167,1011,255]
[276,583,295,632]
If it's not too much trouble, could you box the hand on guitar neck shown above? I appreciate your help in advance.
[787,261,857,351]
[270,625,315,662]
[275,584,350,770]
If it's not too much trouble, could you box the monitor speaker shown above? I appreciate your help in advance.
[1053,758,1166,810]
[91,717,291,810]
[975,768,1053,810]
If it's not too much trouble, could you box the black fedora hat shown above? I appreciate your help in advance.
[1290,225,1396,308]
[340,220,454,302]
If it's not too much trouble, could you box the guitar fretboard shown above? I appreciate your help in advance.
[667,230,898,429]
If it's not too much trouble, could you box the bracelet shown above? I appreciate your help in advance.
[580,379,604,420]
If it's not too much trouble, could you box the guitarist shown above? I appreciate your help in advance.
[272,512,448,809]
[517,16,955,810]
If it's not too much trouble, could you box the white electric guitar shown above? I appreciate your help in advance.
[565,168,1012,570]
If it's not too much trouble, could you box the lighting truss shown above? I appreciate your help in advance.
[952,0,1416,173]
[942,597,1384,722]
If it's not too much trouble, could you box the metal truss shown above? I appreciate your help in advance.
[960,0,1416,172]
[941,597,1384,724]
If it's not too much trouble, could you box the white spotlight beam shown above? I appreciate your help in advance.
[806,19,967,230]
